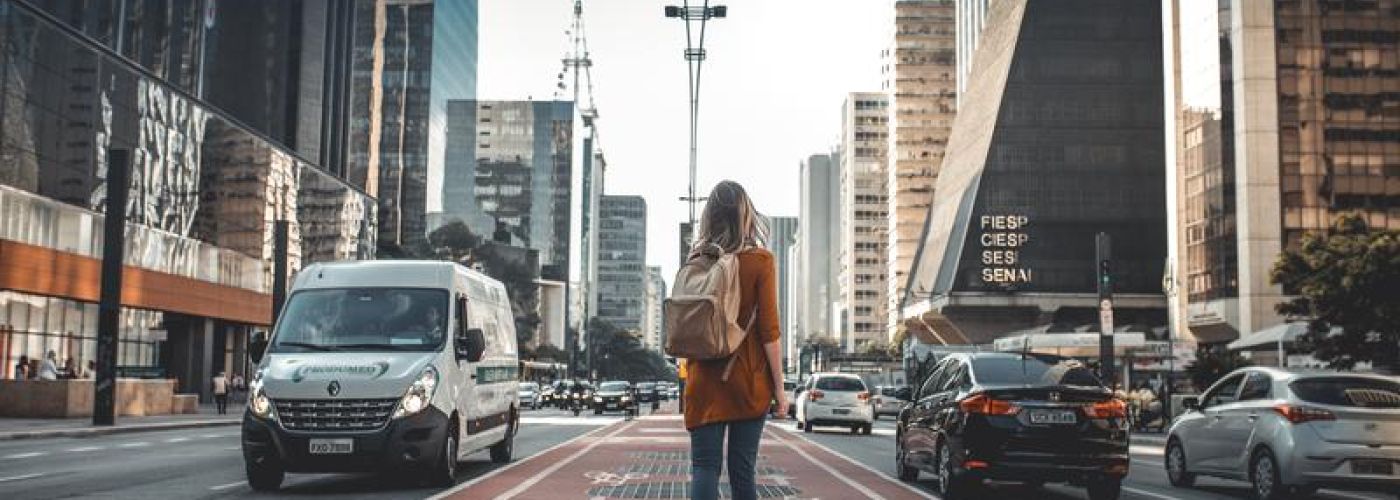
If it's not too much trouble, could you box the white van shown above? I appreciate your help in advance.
[240,261,520,490]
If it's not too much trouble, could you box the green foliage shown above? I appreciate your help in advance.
[1185,345,1250,392]
[587,318,676,382]
[1271,213,1400,372]
[531,343,568,363]
[426,221,481,262]
[406,221,543,349]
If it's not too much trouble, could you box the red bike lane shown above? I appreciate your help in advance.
[434,415,933,499]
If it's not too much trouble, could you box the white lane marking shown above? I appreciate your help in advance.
[209,481,245,491]
[1122,486,1182,500]
[67,447,103,453]
[118,442,150,448]
[1130,444,1164,456]
[224,446,241,451]
[424,421,623,500]
[519,416,620,426]
[767,423,935,500]
[0,473,44,483]
[201,434,223,439]
[2,452,46,459]
[496,420,636,500]
[166,437,190,443]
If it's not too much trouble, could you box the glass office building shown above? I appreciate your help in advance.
[902,0,1168,344]
[1166,0,1400,345]
[0,1,374,395]
[596,196,647,331]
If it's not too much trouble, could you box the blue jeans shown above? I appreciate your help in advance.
[689,416,766,500]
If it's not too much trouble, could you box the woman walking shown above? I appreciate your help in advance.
[683,181,788,500]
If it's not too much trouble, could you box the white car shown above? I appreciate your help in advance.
[241,261,520,490]
[518,382,540,409]
[795,373,874,435]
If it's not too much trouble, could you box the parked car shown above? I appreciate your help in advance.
[872,385,909,419]
[895,352,1128,500]
[241,261,519,490]
[518,382,540,410]
[1165,367,1400,499]
[592,381,636,415]
[795,373,874,435]
[635,382,659,403]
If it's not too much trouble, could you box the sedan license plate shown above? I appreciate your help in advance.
[1029,409,1077,425]
[832,408,851,415]
[309,439,353,455]
[1352,459,1393,475]
[607,403,618,409]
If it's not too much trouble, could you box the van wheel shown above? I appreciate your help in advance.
[246,458,284,491]
[490,409,517,463]
[427,423,459,486]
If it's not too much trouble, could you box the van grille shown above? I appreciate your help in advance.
[274,398,399,431]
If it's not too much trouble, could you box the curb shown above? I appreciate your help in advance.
[0,419,240,441]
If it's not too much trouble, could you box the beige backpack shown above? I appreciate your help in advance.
[664,243,755,381]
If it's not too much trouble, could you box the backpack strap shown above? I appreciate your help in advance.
[719,307,760,382]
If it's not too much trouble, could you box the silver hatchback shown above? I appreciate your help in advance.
[1165,367,1400,499]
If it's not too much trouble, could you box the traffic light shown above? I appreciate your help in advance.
[1095,233,1112,300]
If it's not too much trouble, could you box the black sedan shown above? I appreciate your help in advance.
[634,382,659,403]
[591,381,636,414]
[895,352,1129,500]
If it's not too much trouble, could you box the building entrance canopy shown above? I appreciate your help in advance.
[993,332,1147,356]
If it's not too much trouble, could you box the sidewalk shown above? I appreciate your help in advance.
[0,404,240,441]
[434,414,934,500]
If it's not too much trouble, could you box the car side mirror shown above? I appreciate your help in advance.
[457,328,486,362]
[248,332,269,365]
[894,387,912,401]
[1182,396,1200,412]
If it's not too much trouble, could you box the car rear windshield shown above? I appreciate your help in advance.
[599,382,629,392]
[816,377,866,391]
[520,383,538,390]
[972,356,1103,388]
[1291,377,1400,408]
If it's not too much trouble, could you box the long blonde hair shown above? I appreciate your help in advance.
[694,180,768,254]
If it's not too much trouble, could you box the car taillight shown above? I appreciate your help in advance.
[1084,399,1128,419]
[959,394,1019,415]
[857,391,870,403]
[808,390,824,402]
[1274,404,1335,424]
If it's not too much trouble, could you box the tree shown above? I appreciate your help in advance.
[532,343,568,363]
[422,222,543,349]
[1271,213,1400,372]
[587,318,676,382]
[1184,344,1250,392]
[426,220,481,263]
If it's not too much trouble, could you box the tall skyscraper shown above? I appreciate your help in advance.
[766,216,799,367]
[840,93,891,352]
[442,100,574,279]
[642,266,667,351]
[348,0,478,248]
[597,195,648,331]
[884,0,957,342]
[797,153,842,345]
[901,0,1167,344]
[1165,0,1399,350]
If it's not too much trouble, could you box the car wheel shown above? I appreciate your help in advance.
[803,421,814,433]
[594,409,602,415]
[863,424,873,435]
[489,409,516,463]
[1251,448,1286,500]
[873,413,880,421]
[850,425,860,435]
[795,420,804,430]
[1086,476,1122,500]
[1165,439,1196,488]
[896,440,919,482]
[934,443,967,499]
[427,424,459,487]
[246,458,285,491]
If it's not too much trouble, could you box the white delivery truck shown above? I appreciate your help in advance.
[240,261,520,490]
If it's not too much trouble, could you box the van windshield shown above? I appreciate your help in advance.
[270,288,448,353]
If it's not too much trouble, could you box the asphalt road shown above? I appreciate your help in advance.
[0,407,611,500]
[778,415,1395,500]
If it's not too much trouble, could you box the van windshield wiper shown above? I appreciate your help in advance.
[332,343,426,351]
[276,342,340,352]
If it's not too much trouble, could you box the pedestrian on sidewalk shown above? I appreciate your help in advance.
[13,354,30,380]
[212,371,230,414]
[37,351,59,381]
[231,373,246,404]
[682,181,788,500]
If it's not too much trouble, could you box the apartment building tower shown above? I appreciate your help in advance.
[840,93,892,351]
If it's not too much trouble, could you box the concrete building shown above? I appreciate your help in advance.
[642,267,667,351]
[954,0,990,106]
[840,93,891,352]
[1164,0,1400,352]
[348,0,478,249]
[884,0,958,342]
[901,0,1167,344]
[442,100,575,280]
[538,279,568,350]
[597,196,647,331]
[766,216,799,368]
[797,153,842,347]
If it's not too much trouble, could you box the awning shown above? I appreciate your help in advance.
[993,332,1148,354]
[1226,322,1308,351]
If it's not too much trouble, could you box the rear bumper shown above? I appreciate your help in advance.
[951,415,1129,483]
[241,408,449,473]
[805,404,873,425]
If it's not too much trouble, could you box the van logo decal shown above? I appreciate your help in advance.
[475,366,520,384]
[327,381,341,397]
[291,362,391,383]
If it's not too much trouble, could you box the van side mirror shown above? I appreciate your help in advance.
[457,328,486,362]
[249,332,269,365]
[894,386,912,401]
[1182,396,1200,412]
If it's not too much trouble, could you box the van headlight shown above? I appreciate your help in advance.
[394,366,439,418]
[248,370,274,419]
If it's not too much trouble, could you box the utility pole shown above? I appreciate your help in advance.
[664,2,727,227]
[1096,232,1115,385]
[94,148,130,426]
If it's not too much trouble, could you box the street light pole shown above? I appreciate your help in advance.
[664,2,726,227]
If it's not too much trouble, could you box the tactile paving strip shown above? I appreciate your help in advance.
[617,463,786,476]
[585,482,800,499]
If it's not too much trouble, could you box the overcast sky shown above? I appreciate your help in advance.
[477,0,892,279]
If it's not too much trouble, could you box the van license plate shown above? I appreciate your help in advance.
[832,409,851,415]
[1029,410,1077,425]
[309,439,353,455]
[1352,459,1393,475]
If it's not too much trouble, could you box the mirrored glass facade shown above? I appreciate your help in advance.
[596,196,646,331]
